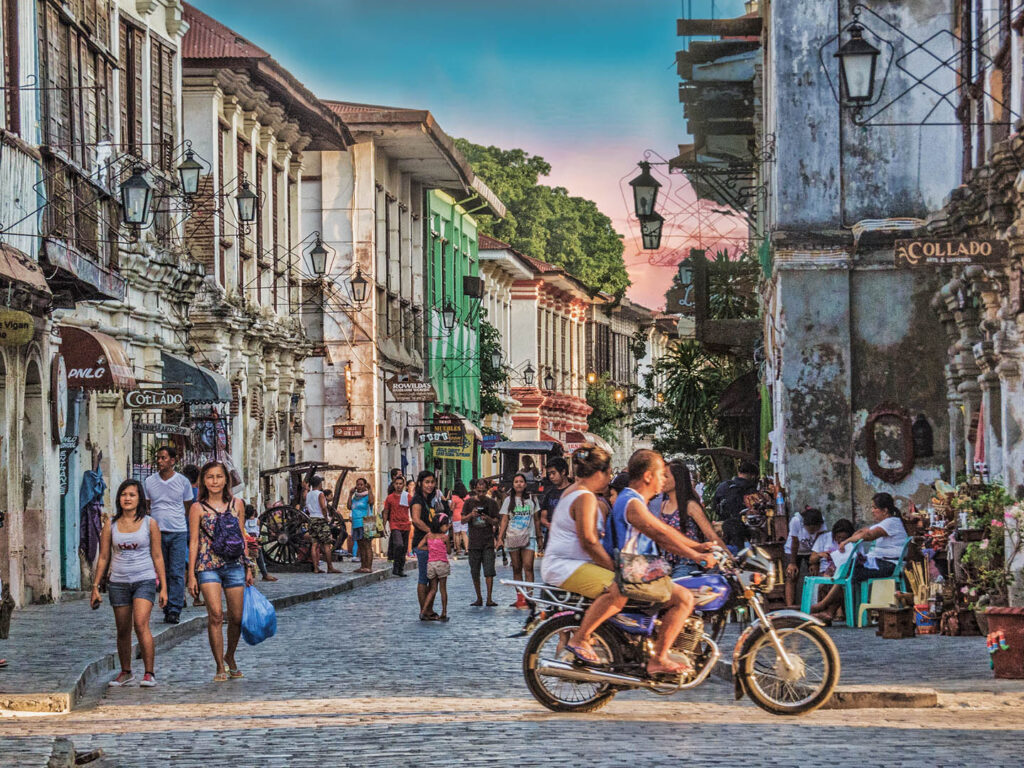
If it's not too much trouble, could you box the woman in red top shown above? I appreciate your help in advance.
[383,476,412,577]
[449,481,468,556]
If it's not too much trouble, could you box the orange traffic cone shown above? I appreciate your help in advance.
[514,591,529,609]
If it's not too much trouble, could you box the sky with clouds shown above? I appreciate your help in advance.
[190,0,747,308]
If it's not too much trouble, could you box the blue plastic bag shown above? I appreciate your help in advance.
[241,586,277,645]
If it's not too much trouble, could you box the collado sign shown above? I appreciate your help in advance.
[894,239,1008,267]
[0,309,33,346]
[123,389,184,409]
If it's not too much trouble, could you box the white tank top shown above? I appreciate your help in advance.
[540,489,604,587]
[305,489,325,519]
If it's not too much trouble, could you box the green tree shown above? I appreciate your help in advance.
[586,374,627,444]
[456,139,630,297]
[479,318,507,419]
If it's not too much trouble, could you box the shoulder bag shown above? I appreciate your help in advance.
[610,506,674,604]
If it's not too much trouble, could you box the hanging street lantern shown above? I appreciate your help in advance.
[349,267,369,304]
[120,166,153,226]
[614,388,625,402]
[629,161,661,218]
[586,371,597,385]
[834,22,880,105]
[177,149,203,197]
[309,238,328,276]
[543,370,555,391]
[490,349,503,371]
[441,300,457,331]
[236,180,258,223]
[639,212,664,250]
[523,362,535,387]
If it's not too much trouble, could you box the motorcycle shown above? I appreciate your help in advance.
[505,546,839,716]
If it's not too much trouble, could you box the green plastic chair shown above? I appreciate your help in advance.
[858,536,912,612]
[799,540,863,627]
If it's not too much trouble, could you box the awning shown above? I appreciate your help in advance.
[60,326,136,390]
[565,430,613,454]
[540,431,564,446]
[0,244,51,315]
[161,352,231,403]
[492,440,559,452]
[716,369,759,418]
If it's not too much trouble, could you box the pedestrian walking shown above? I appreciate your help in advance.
[383,475,411,576]
[244,503,277,582]
[496,473,541,608]
[186,461,255,682]
[417,514,451,622]
[450,481,468,555]
[538,457,571,554]
[144,445,193,624]
[465,478,500,607]
[305,476,339,574]
[90,479,168,688]
[347,477,375,573]
[410,470,450,619]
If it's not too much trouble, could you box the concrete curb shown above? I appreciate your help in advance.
[712,661,939,709]
[1,568,390,714]
[47,737,75,768]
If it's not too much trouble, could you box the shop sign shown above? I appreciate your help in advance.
[418,430,451,444]
[431,413,464,446]
[124,388,184,410]
[482,433,501,451]
[894,238,1008,267]
[133,421,191,436]
[0,308,33,346]
[433,432,475,462]
[58,435,78,495]
[665,263,696,316]
[332,423,365,439]
[386,374,437,403]
[51,354,68,444]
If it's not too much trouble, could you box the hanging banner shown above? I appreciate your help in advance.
[431,413,464,446]
[133,422,192,436]
[51,354,68,444]
[894,238,1008,267]
[433,432,475,462]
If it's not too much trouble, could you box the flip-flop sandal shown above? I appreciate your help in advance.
[213,672,229,682]
[228,668,244,679]
[419,613,438,621]
[566,642,601,665]
[647,660,691,677]
[0,659,7,668]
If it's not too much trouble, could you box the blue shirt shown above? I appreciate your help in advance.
[602,487,657,559]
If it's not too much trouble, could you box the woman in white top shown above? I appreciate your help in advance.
[838,492,909,583]
[497,473,542,604]
[540,445,614,598]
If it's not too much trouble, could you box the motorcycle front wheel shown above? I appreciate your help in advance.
[522,613,623,713]
[737,616,839,716]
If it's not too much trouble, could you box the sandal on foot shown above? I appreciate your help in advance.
[566,642,601,665]
[227,668,244,679]
[647,658,690,677]
[439,615,450,622]
[0,658,7,668]
[213,672,229,682]
[419,613,438,621]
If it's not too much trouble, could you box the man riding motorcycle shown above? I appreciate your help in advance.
[565,449,719,676]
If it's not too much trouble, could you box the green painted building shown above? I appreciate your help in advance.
[424,190,482,489]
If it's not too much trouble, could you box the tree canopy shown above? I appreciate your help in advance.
[456,139,630,297]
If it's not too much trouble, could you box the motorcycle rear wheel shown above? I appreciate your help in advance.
[522,613,623,713]
[737,617,839,716]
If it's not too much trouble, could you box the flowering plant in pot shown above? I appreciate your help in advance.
[958,488,1020,626]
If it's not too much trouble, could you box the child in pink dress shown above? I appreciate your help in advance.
[417,514,451,622]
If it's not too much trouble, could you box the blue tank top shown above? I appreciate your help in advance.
[602,487,658,559]
[351,491,370,527]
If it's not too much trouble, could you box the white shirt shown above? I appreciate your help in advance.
[541,489,602,588]
[144,472,194,532]
[784,513,827,555]
[305,489,326,519]
[869,516,909,561]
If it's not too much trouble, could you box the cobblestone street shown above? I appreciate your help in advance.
[3,559,1024,767]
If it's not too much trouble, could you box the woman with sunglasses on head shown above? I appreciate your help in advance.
[91,479,168,688]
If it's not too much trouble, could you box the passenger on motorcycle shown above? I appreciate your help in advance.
[572,449,719,676]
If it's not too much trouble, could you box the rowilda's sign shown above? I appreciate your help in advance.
[123,388,184,410]
[894,238,1008,267]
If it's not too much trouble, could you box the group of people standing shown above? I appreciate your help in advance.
[90,446,258,685]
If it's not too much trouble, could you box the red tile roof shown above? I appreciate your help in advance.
[477,234,511,251]
[182,3,270,60]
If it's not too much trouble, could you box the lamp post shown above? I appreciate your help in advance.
[543,370,555,391]
[349,267,369,305]
[176,149,202,197]
[120,166,153,227]
[441,300,457,332]
[236,180,258,223]
[523,362,535,387]
[639,212,664,250]
[834,22,880,105]
[309,238,328,277]
[629,161,661,218]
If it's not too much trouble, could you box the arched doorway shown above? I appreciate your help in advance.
[23,358,48,601]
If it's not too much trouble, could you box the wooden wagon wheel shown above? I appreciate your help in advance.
[260,505,311,565]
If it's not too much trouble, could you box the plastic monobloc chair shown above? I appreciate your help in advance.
[856,579,898,627]
[858,536,912,607]
[799,540,863,627]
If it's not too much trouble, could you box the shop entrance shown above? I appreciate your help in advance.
[22,359,46,601]
[0,353,8,593]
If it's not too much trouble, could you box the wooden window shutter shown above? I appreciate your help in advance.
[4,0,20,135]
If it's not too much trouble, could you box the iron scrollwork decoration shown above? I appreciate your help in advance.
[819,3,1023,128]
[865,404,916,484]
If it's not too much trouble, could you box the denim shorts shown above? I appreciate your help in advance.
[416,548,430,585]
[353,526,364,542]
[108,579,157,607]
[197,562,246,588]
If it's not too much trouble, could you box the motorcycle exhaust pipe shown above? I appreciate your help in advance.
[535,658,661,690]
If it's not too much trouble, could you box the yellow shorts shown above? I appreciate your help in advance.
[560,563,615,599]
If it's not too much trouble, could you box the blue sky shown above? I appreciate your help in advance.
[190,0,747,306]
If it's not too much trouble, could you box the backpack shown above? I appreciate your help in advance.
[204,499,246,560]
[716,478,754,548]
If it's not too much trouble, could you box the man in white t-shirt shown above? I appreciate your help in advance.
[144,445,194,624]
[784,507,826,606]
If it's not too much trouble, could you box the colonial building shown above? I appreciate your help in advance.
[179,3,352,504]
[479,236,593,448]
[301,103,502,496]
